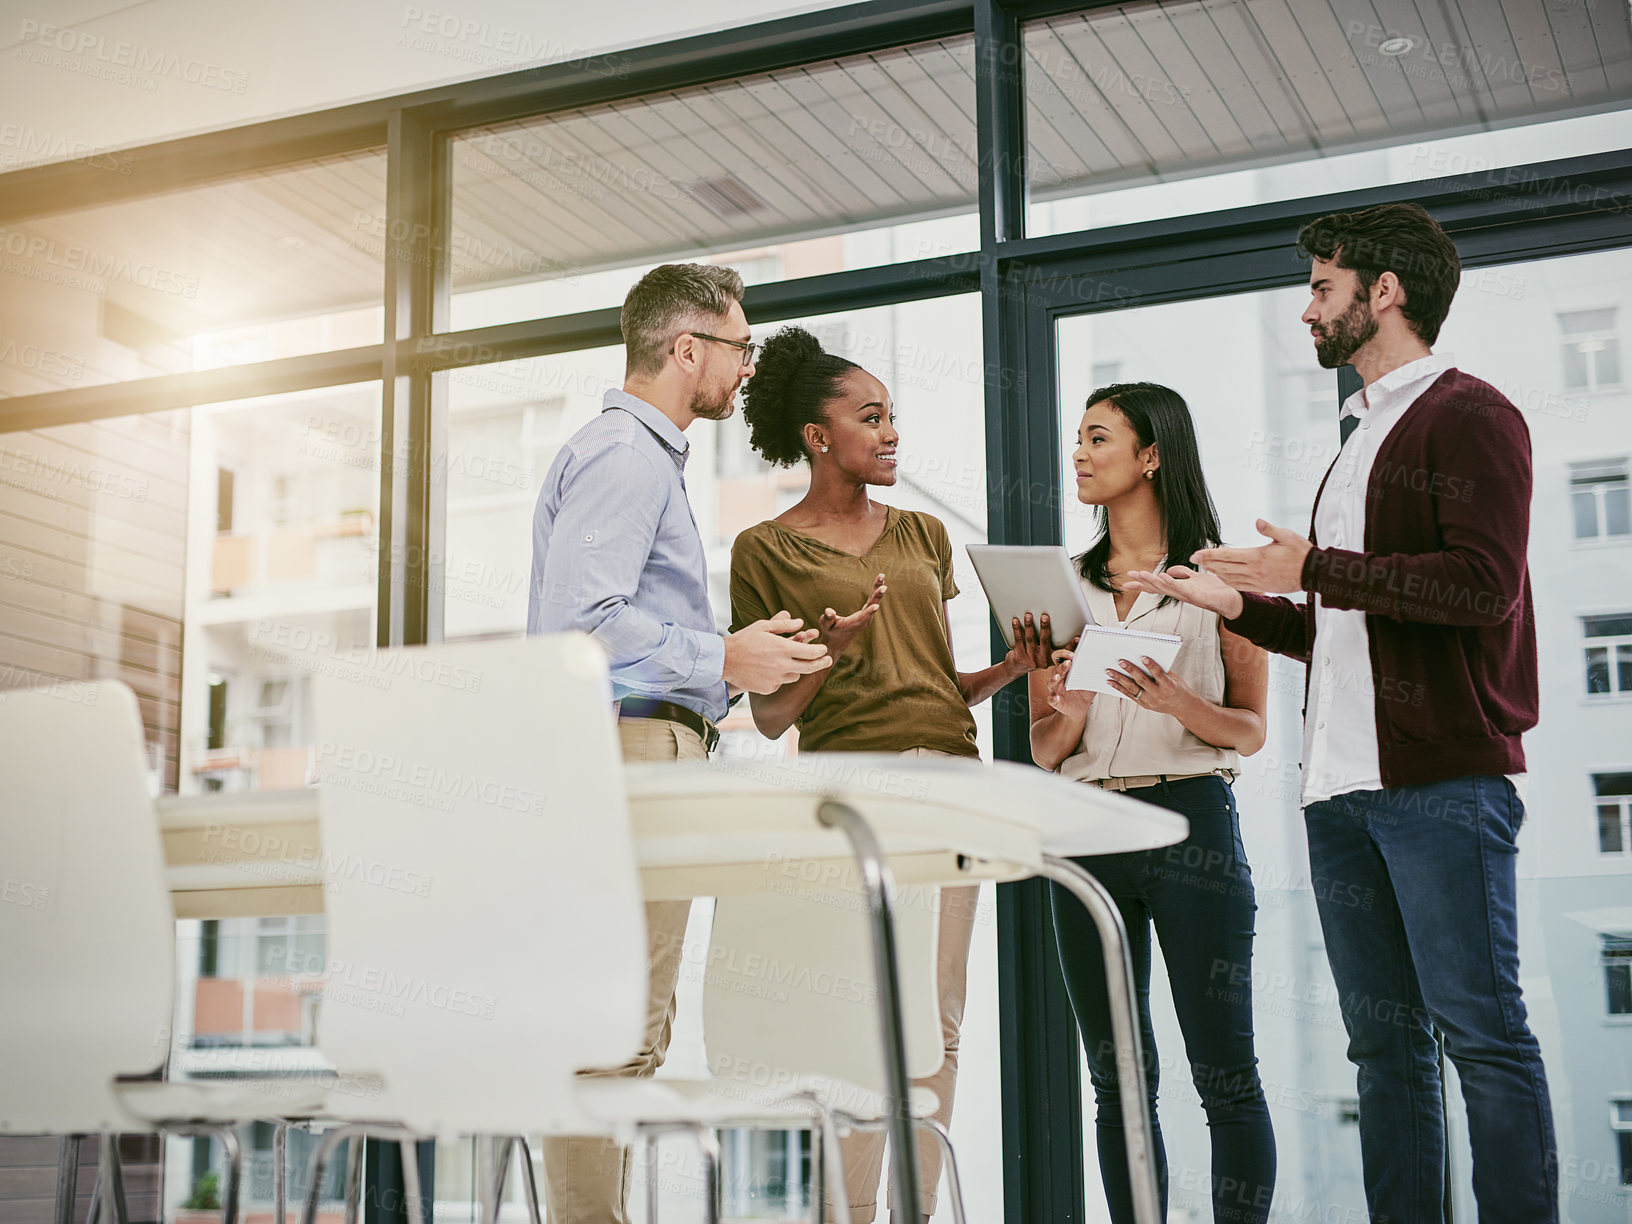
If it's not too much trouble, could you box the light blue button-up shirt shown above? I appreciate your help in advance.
[527,388,728,722]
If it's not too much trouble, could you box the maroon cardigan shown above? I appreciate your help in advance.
[1228,368,1538,788]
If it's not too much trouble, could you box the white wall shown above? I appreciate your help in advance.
[0,0,854,165]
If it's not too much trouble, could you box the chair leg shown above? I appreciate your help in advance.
[84,1168,101,1224]
[815,800,920,1224]
[645,1132,661,1224]
[1037,855,1162,1224]
[398,1141,425,1224]
[915,1119,966,1224]
[818,1112,852,1224]
[97,1135,129,1224]
[54,1135,82,1224]
[513,1138,542,1224]
[487,1135,513,1224]
[94,1135,128,1224]
[812,1119,824,1224]
[687,1127,721,1224]
[343,1134,364,1224]
[273,1123,287,1224]
[300,1127,358,1224]
[213,1126,243,1224]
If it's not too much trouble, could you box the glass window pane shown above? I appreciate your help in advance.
[0,412,186,791]
[1571,459,1628,486]
[1586,646,1610,694]
[1599,338,1622,386]
[1612,964,1632,1015]
[1605,484,1631,536]
[1583,616,1632,638]
[1049,244,1632,1222]
[1619,645,1632,694]
[1560,309,1617,334]
[0,151,386,396]
[1600,806,1625,854]
[1574,488,1601,538]
[1620,1132,1632,1185]
[448,37,978,328]
[1023,0,1632,239]
[441,290,997,1221]
[1596,774,1632,798]
[190,384,381,793]
[1564,342,1591,389]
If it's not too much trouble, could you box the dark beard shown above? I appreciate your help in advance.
[690,384,735,420]
[1313,295,1377,368]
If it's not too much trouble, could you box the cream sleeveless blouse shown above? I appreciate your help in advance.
[1058,574,1241,784]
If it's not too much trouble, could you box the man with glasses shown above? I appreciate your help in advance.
[528,262,830,1224]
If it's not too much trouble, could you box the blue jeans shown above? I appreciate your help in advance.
[1304,776,1558,1224]
[1050,775,1276,1224]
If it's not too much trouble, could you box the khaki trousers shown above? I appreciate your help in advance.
[541,718,705,1224]
[836,746,978,1223]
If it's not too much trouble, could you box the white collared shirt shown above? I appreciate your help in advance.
[1302,354,1454,806]
[1058,576,1241,784]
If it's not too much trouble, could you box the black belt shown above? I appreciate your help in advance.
[617,697,719,754]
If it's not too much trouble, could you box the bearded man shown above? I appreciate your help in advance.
[1124,203,1557,1224]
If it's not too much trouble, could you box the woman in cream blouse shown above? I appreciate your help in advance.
[1030,382,1277,1224]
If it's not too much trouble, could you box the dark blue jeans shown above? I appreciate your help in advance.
[1304,775,1558,1224]
[1050,775,1276,1224]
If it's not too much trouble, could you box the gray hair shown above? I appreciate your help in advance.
[620,263,745,376]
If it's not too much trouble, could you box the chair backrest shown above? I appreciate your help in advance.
[0,681,174,1134]
[703,880,944,1114]
[312,633,648,1136]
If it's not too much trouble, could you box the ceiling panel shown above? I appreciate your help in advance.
[449,35,983,288]
[5,0,1626,384]
[1025,0,1632,201]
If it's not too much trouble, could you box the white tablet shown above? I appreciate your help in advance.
[965,545,1094,650]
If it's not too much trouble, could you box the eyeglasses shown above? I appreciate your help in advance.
[681,332,758,368]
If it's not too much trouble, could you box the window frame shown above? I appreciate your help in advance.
[1560,307,1624,392]
[1572,459,1632,543]
[1603,936,1632,1019]
[1,5,1631,1222]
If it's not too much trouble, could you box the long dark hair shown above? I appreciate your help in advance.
[1076,382,1221,598]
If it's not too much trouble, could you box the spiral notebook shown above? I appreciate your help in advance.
[1064,623,1183,697]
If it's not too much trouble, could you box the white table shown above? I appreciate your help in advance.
[157,753,1185,1224]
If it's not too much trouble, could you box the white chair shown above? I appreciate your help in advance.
[703,885,969,1224]
[0,680,319,1224]
[298,632,835,1224]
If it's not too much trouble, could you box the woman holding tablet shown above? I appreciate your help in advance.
[729,325,1051,1224]
[1029,382,1276,1224]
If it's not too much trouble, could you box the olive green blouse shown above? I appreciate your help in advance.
[729,506,979,758]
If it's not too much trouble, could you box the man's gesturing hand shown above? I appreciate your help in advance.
[723,612,833,694]
[1122,565,1246,620]
[1189,519,1312,596]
